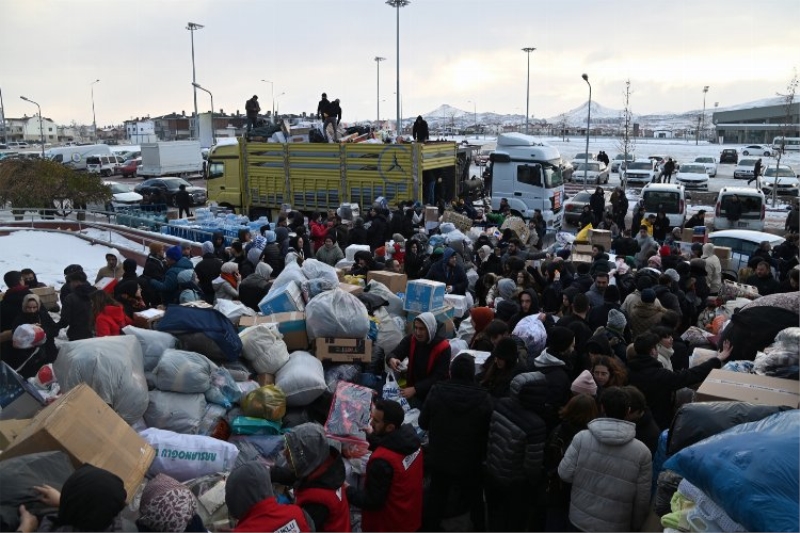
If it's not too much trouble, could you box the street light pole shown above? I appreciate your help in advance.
[186,22,204,140]
[192,83,214,143]
[260,80,275,123]
[374,56,386,125]
[699,85,709,145]
[90,79,100,143]
[20,96,45,158]
[522,47,536,135]
[0,86,6,144]
[386,0,409,137]
[581,73,592,187]
[275,92,285,118]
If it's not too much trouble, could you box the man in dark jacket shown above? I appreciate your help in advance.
[211,231,229,261]
[366,208,388,251]
[194,241,223,304]
[425,247,468,295]
[725,194,743,223]
[412,116,429,142]
[55,271,96,341]
[627,333,731,430]
[245,95,260,131]
[684,209,706,229]
[323,99,342,142]
[419,355,492,531]
[532,327,575,430]
[661,157,676,183]
[175,184,192,218]
[748,158,763,187]
[590,187,606,225]
[148,245,194,305]
[316,92,330,119]
[387,312,451,407]
[271,423,351,532]
[785,203,800,234]
[347,399,423,533]
[746,261,782,296]
[0,271,33,354]
[484,372,549,531]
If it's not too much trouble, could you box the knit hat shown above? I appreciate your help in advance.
[166,245,182,262]
[123,258,137,275]
[450,354,475,381]
[607,308,627,331]
[659,245,672,257]
[547,326,575,354]
[201,241,214,255]
[641,288,656,303]
[664,268,680,283]
[264,230,277,243]
[647,255,662,269]
[571,370,598,397]
[149,242,164,254]
[495,300,520,322]
[63,264,83,276]
[624,256,637,269]
[492,337,520,365]
[497,278,517,300]
[138,474,197,533]
[469,307,495,335]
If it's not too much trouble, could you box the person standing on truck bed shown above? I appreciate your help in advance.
[413,116,429,142]
[245,95,260,132]
[323,99,342,142]
[317,92,330,119]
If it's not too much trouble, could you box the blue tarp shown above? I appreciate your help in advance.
[157,305,242,362]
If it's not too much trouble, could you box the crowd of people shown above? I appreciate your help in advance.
[1,191,798,532]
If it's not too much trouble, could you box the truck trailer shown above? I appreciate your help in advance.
[138,141,204,178]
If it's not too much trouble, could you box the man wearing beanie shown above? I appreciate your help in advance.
[629,288,664,339]
[602,308,630,362]
[587,284,627,333]
[147,245,194,305]
[571,369,598,397]
[533,326,575,430]
[387,312,451,407]
[419,354,492,531]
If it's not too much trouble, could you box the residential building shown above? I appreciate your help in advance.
[4,115,58,143]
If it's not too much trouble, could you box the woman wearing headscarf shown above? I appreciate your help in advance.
[9,293,59,377]
[212,262,240,301]
[17,464,128,532]
[136,474,205,532]
[404,240,425,280]
[477,245,502,278]
[239,262,273,312]
[467,307,495,349]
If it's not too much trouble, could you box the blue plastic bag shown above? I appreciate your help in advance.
[664,410,799,533]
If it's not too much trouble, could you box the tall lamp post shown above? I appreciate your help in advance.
[192,83,214,143]
[374,56,386,125]
[260,79,275,123]
[90,79,100,143]
[386,0,409,137]
[522,47,536,134]
[20,96,45,158]
[699,85,709,145]
[186,22,204,140]
[581,73,592,186]
[274,92,285,118]
[467,99,477,139]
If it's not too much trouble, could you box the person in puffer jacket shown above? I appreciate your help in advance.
[484,371,549,532]
[90,290,132,337]
[558,387,652,532]
[533,326,575,431]
[271,423,351,532]
[701,242,722,294]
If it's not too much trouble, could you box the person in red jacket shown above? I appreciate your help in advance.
[90,290,132,337]
[271,423,351,532]
[309,211,331,253]
[347,399,424,532]
[225,461,312,533]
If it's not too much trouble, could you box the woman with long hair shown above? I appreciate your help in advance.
[590,354,628,390]
[90,290,132,337]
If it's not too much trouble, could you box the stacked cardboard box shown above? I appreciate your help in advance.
[696,369,800,408]
[367,271,408,294]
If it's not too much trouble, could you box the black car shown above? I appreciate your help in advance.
[134,177,207,206]
[720,148,739,164]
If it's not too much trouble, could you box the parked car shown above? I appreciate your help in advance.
[571,161,609,184]
[0,143,7,150]
[741,144,773,157]
[675,163,710,191]
[694,156,718,177]
[733,158,759,179]
[562,190,612,225]
[117,157,141,178]
[134,177,207,206]
[760,165,799,197]
[623,159,659,185]
[708,229,785,276]
[720,148,739,164]
[86,155,123,177]
[610,153,635,173]
[713,187,766,232]
[570,152,596,169]
[86,181,144,213]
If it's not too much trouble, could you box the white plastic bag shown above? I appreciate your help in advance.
[456,316,476,344]
[366,280,404,316]
[140,427,240,482]
[466,268,479,291]
[345,244,371,262]
[448,339,469,357]
[382,370,410,412]
[274,351,327,407]
[269,258,307,295]
[374,308,404,354]
[305,288,370,341]
[144,390,207,435]
[12,324,46,349]
[301,259,340,287]
[122,326,177,371]
[213,299,256,323]
[239,323,290,374]
[152,349,216,394]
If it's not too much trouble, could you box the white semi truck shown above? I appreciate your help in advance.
[137,141,204,178]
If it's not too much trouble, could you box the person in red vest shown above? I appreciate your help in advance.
[347,399,424,532]
[225,461,312,533]
[386,311,451,408]
[271,423,351,532]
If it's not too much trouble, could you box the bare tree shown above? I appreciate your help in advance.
[616,79,636,190]
[557,113,568,141]
[769,70,798,207]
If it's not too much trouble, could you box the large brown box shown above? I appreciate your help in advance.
[240,312,309,351]
[0,419,31,450]
[338,282,364,296]
[367,271,408,294]
[0,384,156,502]
[695,369,800,408]
[589,229,612,249]
[315,338,373,363]
[424,206,439,223]
[31,287,58,310]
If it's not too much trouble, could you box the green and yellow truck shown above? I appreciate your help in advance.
[205,138,469,219]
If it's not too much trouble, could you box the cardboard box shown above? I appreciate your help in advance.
[258,282,305,315]
[240,312,309,351]
[442,210,473,232]
[367,271,408,294]
[338,282,364,296]
[0,418,31,450]
[315,338,373,363]
[574,243,593,255]
[681,228,694,243]
[696,369,800,408]
[0,362,46,421]
[571,252,594,265]
[713,246,732,260]
[256,373,275,386]
[406,305,455,333]
[31,286,58,310]
[133,308,165,330]
[424,206,439,223]
[444,294,469,318]
[589,229,612,249]
[403,279,446,313]
[0,384,156,502]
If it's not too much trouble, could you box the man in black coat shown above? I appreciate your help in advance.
[194,241,224,304]
[175,184,192,218]
[590,187,606,225]
[412,116,429,142]
[746,261,782,296]
[55,271,97,341]
[419,355,492,531]
[316,92,330,119]
[245,95,260,131]
[426,248,468,295]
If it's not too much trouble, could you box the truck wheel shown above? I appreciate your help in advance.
[221,203,237,214]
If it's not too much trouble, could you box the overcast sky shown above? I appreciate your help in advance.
[2,0,798,127]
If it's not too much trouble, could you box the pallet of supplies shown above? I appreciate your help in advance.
[442,210,473,232]
[403,279,446,313]
[500,216,530,244]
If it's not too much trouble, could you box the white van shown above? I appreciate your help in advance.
[713,187,765,232]
[640,183,687,228]
[45,144,112,170]
[86,154,124,176]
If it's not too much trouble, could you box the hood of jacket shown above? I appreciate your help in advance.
[509,371,548,412]
[201,241,215,255]
[632,300,662,320]
[369,422,421,456]
[435,381,491,412]
[498,278,516,299]
[284,423,335,479]
[176,269,194,286]
[252,262,273,280]
[701,243,715,259]
[226,462,274,520]
[414,312,438,343]
[585,331,612,356]
[73,282,97,299]
[519,288,541,314]
[587,417,637,446]
[534,349,566,368]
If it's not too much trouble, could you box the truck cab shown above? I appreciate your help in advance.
[488,133,564,228]
[205,143,242,211]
